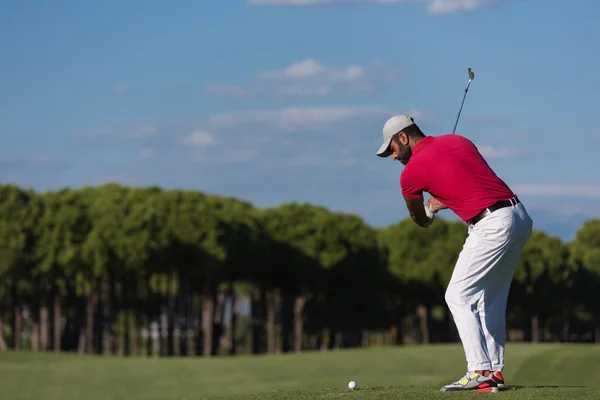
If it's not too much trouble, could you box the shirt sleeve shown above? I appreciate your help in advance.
[400,166,424,199]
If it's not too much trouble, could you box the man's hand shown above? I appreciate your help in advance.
[403,196,434,228]
[427,196,448,213]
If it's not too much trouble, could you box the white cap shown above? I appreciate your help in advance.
[376,115,415,157]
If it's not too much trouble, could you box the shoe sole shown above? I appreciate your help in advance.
[476,387,499,393]
[441,387,499,393]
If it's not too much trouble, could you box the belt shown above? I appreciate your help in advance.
[469,196,520,226]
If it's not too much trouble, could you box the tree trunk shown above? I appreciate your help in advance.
[167,291,176,357]
[212,288,226,356]
[0,317,7,350]
[595,323,600,344]
[394,308,405,345]
[531,314,540,343]
[202,292,214,357]
[108,274,118,356]
[123,312,131,357]
[31,298,41,352]
[31,321,40,351]
[78,328,86,354]
[417,304,430,344]
[160,310,168,356]
[94,289,104,355]
[86,290,97,354]
[225,285,236,355]
[280,292,293,353]
[266,290,276,354]
[293,296,306,353]
[186,294,194,357]
[251,291,264,354]
[328,329,336,349]
[53,294,61,352]
[130,313,139,356]
[229,291,241,356]
[13,305,21,349]
[561,316,570,343]
[195,296,202,356]
[40,305,49,351]
[179,291,188,357]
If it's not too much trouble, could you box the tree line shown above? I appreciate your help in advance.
[0,183,598,357]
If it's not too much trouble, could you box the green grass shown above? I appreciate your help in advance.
[0,343,599,400]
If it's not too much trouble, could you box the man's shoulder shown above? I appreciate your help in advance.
[400,159,422,181]
[400,163,413,181]
[434,133,470,142]
[431,133,477,150]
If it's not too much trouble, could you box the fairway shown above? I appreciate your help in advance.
[1,343,599,400]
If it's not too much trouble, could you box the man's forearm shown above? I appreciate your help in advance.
[404,196,433,227]
[409,212,431,227]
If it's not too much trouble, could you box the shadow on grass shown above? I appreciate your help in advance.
[502,385,588,390]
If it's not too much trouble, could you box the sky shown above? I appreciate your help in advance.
[1,0,599,241]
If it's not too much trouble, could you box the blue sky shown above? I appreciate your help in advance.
[1,0,599,240]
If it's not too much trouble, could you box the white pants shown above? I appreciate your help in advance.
[445,201,533,372]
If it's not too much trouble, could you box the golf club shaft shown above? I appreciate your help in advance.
[452,68,474,134]
[452,89,469,134]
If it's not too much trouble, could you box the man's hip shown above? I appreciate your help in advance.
[469,196,522,227]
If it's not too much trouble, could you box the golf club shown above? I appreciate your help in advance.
[452,67,475,134]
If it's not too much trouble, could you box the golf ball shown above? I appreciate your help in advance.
[348,381,356,390]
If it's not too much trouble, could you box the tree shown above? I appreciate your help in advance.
[261,203,329,352]
[0,185,42,350]
[161,190,228,357]
[569,219,600,342]
[511,230,570,342]
[378,218,467,344]
[206,195,264,355]
[305,210,391,349]
[35,188,93,352]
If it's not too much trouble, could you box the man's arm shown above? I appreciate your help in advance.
[403,196,433,228]
[427,196,448,212]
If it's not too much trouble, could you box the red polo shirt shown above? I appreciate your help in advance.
[400,134,515,223]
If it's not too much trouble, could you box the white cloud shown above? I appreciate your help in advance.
[477,145,517,159]
[513,185,600,199]
[140,148,155,159]
[0,155,63,169]
[247,0,509,14]
[77,127,113,138]
[248,0,411,4]
[207,106,429,132]
[176,106,433,167]
[111,83,131,96]
[182,130,216,147]
[206,58,399,99]
[76,124,157,139]
[427,0,503,14]
[126,124,157,139]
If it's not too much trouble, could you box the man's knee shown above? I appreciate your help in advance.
[445,284,460,308]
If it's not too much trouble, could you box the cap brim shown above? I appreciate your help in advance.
[376,136,393,158]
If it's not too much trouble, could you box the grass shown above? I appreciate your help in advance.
[0,343,599,399]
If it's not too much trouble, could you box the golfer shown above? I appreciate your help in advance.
[376,115,533,393]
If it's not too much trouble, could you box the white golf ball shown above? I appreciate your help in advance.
[348,381,356,390]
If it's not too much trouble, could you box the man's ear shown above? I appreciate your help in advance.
[399,132,409,145]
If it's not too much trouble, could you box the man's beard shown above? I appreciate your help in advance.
[398,145,412,165]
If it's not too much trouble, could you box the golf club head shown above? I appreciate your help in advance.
[465,67,475,91]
